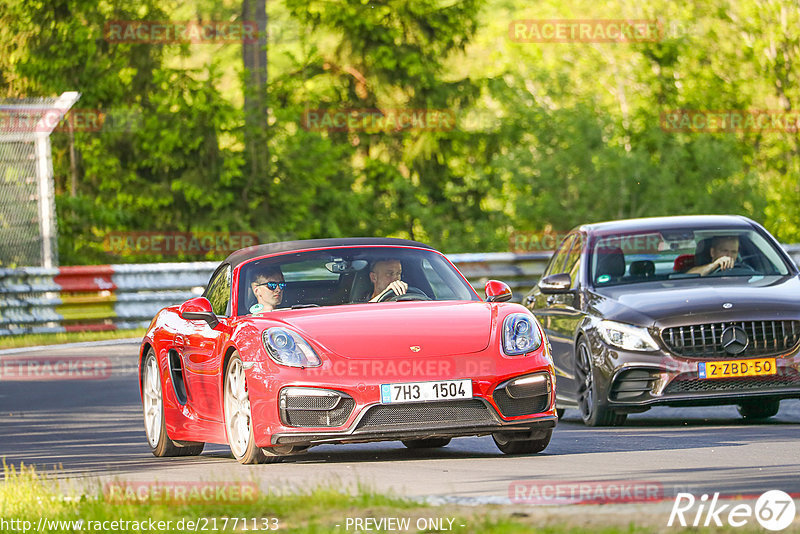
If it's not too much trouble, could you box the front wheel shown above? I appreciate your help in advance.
[575,339,626,427]
[737,398,780,420]
[493,429,552,455]
[142,349,204,457]
[224,353,276,464]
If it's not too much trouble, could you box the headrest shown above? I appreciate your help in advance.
[595,246,625,281]
[629,260,655,277]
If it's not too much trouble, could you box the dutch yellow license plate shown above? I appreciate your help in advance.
[698,358,777,379]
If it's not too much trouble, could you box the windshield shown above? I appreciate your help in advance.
[236,246,479,315]
[590,227,792,287]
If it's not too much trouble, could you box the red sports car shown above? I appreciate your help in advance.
[138,238,556,463]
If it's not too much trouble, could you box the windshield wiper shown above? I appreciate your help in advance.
[291,303,320,309]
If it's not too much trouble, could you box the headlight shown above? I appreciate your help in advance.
[262,328,322,368]
[597,320,659,352]
[502,313,542,355]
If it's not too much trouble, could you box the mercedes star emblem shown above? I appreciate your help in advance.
[720,325,748,355]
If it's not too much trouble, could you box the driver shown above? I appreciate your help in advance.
[362,259,408,302]
[687,236,740,276]
[250,266,285,312]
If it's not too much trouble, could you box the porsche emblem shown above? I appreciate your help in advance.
[410,346,421,352]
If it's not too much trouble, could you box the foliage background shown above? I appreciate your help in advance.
[1,0,798,264]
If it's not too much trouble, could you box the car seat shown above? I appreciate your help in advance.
[694,238,713,266]
[629,260,655,278]
[595,246,625,283]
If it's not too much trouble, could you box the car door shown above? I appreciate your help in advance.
[182,264,230,422]
[526,234,574,346]
[545,234,586,398]
[526,233,585,398]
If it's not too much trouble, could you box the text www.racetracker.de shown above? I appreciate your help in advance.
[0,517,281,532]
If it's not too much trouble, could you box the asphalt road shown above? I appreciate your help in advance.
[1,341,799,507]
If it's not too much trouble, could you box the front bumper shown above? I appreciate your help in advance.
[585,332,800,409]
[244,350,556,448]
[273,399,556,445]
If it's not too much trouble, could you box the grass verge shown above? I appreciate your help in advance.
[0,463,772,533]
[0,329,146,350]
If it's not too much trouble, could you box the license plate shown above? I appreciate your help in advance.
[380,379,472,404]
[698,358,777,379]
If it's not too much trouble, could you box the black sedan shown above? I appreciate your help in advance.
[525,215,800,426]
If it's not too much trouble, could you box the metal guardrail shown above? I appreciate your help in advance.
[1,246,799,336]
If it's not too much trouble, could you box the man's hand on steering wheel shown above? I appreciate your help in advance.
[369,280,408,302]
[707,255,735,274]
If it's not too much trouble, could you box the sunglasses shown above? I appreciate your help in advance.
[256,281,286,290]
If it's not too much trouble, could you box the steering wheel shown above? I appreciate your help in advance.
[377,286,431,302]
[709,261,756,276]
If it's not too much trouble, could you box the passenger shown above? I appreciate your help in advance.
[687,236,739,276]
[250,266,285,312]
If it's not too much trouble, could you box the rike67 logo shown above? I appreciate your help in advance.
[668,490,796,531]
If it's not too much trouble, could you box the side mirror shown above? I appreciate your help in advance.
[179,297,220,328]
[538,273,572,294]
[484,280,513,303]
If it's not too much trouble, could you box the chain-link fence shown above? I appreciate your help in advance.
[0,93,80,268]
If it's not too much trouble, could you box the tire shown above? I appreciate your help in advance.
[142,349,204,457]
[224,353,278,464]
[738,398,780,420]
[575,339,627,427]
[402,438,452,449]
[493,429,552,455]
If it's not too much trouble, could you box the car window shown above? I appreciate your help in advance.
[544,234,575,277]
[422,258,462,299]
[565,233,583,287]
[590,228,791,287]
[237,246,480,315]
[205,264,231,316]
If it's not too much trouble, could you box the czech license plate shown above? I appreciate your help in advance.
[698,358,777,379]
[380,379,472,404]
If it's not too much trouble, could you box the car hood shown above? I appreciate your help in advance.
[590,275,800,328]
[265,301,493,358]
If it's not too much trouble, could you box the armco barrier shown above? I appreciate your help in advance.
[1,246,799,336]
[0,263,216,336]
